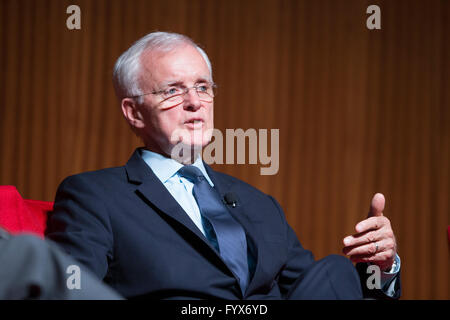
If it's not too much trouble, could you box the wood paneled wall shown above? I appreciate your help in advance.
[0,0,448,299]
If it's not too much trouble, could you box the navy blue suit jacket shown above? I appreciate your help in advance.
[46,149,398,299]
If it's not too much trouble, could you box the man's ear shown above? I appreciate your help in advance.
[121,98,145,129]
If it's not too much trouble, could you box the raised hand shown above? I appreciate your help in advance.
[342,193,397,271]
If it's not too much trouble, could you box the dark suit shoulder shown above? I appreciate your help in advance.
[58,166,127,189]
[207,169,284,213]
[210,170,271,197]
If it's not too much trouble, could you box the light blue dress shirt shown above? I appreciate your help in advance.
[140,148,400,297]
[379,255,401,296]
[141,149,213,236]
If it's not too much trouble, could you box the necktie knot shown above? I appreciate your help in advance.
[178,165,204,183]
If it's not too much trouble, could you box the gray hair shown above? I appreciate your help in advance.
[112,31,212,101]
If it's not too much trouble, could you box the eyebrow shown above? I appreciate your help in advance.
[159,77,211,88]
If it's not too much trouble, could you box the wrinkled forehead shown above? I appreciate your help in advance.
[138,44,212,88]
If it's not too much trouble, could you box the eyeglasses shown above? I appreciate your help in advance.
[129,82,217,106]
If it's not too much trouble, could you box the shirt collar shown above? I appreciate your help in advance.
[140,149,214,187]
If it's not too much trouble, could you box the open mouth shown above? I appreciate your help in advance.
[185,118,204,128]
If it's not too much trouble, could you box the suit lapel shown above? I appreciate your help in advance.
[126,150,248,296]
[125,149,211,248]
[126,150,266,296]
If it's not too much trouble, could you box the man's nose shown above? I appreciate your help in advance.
[183,88,202,111]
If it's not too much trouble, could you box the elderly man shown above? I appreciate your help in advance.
[46,31,400,299]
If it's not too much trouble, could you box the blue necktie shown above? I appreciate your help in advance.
[178,165,249,293]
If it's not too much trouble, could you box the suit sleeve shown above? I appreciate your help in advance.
[45,175,114,281]
[356,261,401,299]
[267,196,316,297]
[0,228,122,299]
[268,196,401,300]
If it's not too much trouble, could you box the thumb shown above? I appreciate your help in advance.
[368,193,385,217]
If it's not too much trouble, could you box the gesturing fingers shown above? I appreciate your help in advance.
[345,241,383,259]
[343,237,395,257]
[348,247,396,271]
[343,230,381,250]
[355,215,391,234]
[343,223,393,248]
[343,193,397,271]
[368,193,385,217]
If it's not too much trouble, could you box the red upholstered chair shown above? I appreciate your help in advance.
[448,226,450,244]
[0,186,53,238]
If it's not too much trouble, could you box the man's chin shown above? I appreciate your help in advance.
[169,142,204,164]
[178,128,212,145]
[168,127,213,162]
